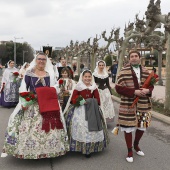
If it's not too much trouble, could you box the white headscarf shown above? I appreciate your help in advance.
[19,62,29,76]
[75,70,97,92]
[63,70,97,114]
[19,53,58,93]
[93,60,108,79]
[7,60,12,68]
[6,60,17,70]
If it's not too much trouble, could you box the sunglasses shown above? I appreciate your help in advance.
[37,58,46,61]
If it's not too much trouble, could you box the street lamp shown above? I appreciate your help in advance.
[14,37,23,66]
[23,51,28,64]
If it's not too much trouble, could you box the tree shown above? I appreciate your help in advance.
[104,54,117,66]
[0,44,7,63]
[0,42,34,65]
[104,55,112,66]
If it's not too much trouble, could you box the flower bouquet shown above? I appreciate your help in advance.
[72,95,86,107]
[59,79,66,89]
[13,72,19,82]
[131,70,158,108]
[19,92,36,108]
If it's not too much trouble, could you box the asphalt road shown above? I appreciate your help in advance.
[0,102,170,170]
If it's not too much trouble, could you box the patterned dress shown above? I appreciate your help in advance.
[64,88,109,155]
[1,70,69,159]
[0,67,20,107]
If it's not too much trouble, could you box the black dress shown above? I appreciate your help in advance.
[93,76,112,95]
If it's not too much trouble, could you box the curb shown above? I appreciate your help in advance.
[112,95,170,125]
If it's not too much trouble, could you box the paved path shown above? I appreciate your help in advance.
[0,103,170,170]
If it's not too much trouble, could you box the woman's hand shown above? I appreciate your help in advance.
[64,90,69,93]
[111,95,114,100]
[61,87,65,91]
[21,105,28,110]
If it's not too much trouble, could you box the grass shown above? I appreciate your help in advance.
[151,98,170,117]
[111,89,170,117]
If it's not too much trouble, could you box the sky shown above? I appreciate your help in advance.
[0,0,170,51]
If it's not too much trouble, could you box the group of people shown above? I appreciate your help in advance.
[0,52,115,159]
[0,50,156,163]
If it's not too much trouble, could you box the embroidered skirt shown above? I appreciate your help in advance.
[64,105,109,154]
[1,103,69,159]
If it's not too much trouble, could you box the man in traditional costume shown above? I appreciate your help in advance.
[115,50,154,163]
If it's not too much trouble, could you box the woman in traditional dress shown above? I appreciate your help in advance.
[64,70,109,158]
[1,52,69,159]
[0,60,20,108]
[93,60,115,122]
[58,67,75,111]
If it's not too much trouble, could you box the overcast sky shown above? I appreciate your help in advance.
[0,0,170,51]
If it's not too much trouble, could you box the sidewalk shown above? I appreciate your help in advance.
[110,79,170,125]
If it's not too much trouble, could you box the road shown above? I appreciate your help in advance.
[0,102,170,170]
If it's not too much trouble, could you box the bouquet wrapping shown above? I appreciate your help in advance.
[72,95,86,107]
[20,92,36,107]
[13,72,19,83]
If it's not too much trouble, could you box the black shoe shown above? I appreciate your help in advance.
[85,154,91,158]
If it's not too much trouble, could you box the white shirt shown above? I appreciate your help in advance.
[132,66,140,84]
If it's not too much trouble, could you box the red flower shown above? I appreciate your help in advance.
[20,92,29,97]
[30,94,35,99]
[154,74,158,79]
[59,79,64,85]
[26,97,31,101]
[72,95,79,104]
[13,72,19,76]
